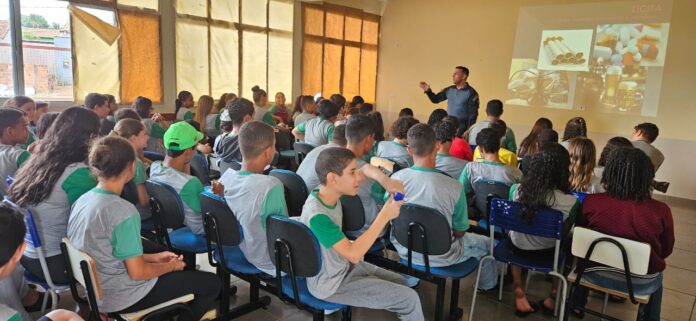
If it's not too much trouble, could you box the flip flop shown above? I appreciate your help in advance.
[514,301,539,318]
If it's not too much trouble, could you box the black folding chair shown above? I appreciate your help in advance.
[293,142,315,165]
[269,169,309,216]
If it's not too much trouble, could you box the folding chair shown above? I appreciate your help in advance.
[189,153,211,186]
[268,169,308,216]
[470,180,510,237]
[293,142,315,165]
[143,151,164,162]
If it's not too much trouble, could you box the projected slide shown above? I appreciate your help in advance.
[506,1,672,117]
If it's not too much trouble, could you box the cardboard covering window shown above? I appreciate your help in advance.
[269,31,292,97]
[118,0,158,10]
[176,18,209,98]
[241,30,267,95]
[119,10,162,103]
[241,0,267,27]
[210,25,239,97]
[211,0,239,23]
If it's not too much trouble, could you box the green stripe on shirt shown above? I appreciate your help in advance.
[180,178,204,213]
[150,123,166,139]
[309,214,345,248]
[111,214,144,260]
[452,186,469,231]
[16,150,30,168]
[61,167,98,206]
[261,184,289,229]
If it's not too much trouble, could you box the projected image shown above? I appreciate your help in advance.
[537,29,593,72]
[507,59,571,109]
[574,61,649,115]
[594,23,670,67]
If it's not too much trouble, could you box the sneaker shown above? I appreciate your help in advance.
[324,308,340,315]
[404,275,420,288]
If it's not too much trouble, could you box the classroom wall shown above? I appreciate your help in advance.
[375,0,696,199]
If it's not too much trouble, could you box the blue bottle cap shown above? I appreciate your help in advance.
[394,192,404,201]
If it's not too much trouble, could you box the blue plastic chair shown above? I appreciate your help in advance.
[469,199,567,321]
[269,169,309,217]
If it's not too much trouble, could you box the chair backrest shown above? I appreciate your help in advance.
[571,191,587,202]
[145,180,186,229]
[571,227,651,276]
[293,142,315,164]
[61,238,103,300]
[266,215,321,277]
[23,209,42,248]
[121,180,140,205]
[144,151,165,162]
[391,204,452,256]
[200,192,242,246]
[269,169,308,216]
[189,153,211,185]
[340,195,365,233]
[370,156,398,175]
[489,199,563,240]
[472,180,510,217]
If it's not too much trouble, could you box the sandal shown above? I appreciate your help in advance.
[514,301,539,318]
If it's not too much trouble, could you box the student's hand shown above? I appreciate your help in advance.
[380,177,405,195]
[170,259,186,272]
[27,141,37,153]
[197,143,212,154]
[151,113,163,122]
[211,181,224,195]
[379,194,403,221]
[153,251,180,263]
[419,81,431,92]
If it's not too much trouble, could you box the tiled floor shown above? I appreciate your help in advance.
[48,196,695,321]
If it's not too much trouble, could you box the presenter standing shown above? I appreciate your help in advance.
[419,66,480,132]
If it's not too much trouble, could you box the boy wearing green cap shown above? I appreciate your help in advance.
[149,122,207,234]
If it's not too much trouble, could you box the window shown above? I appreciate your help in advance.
[0,0,14,98]
[301,3,380,103]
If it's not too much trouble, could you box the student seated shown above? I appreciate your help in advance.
[377,116,419,169]
[31,101,49,131]
[560,117,587,149]
[467,99,517,152]
[594,136,632,178]
[217,98,255,164]
[84,93,111,121]
[472,120,518,167]
[507,142,580,316]
[292,95,317,127]
[110,119,152,216]
[390,124,498,290]
[68,136,220,321]
[572,147,673,321]
[149,122,206,235]
[631,122,664,173]
[0,109,30,197]
[517,117,553,158]
[292,99,339,147]
[297,124,347,191]
[8,107,100,284]
[133,96,169,154]
[0,204,84,321]
[434,119,468,178]
[27,112,59,153]
[194,95,221,139]
[519,128,557,174]
[398,107,414,117]
[439,116,473,161]
[4,95,37,148]
[298,147,424,321]
[270,92,291,125]
[175,90,194,121]
[568,137,603,194]
[251,86,277,127]
[426,108,448,127]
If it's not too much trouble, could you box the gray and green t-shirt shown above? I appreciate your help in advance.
[24,162,97,258]
[0,304,21,321]
[68,188,156,312]
[350,158,386,237]
[223,171,288,274]
[389,167,469,267]
[467,120,517,152]
[254,105,277,127]
[297,117,335,147]
[435,153,468,179]
[299,190,350,299]
[376,140,413,169]
[205,114,221,138]
[0,144,30,196]
[149,162,205,234]
[176,107,193,121]
[458,160,523,194]
[296,143,339,191]
[141,119,166,154]
[293,112,316,127]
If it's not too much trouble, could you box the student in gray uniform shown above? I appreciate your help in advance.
[251,86,277,127]
[110,119,152,217]
[292,99,340,147]
[217,98,255,164]
[296,124,347,191]
[507,142,580,317]
[630,122,664,173]
[133,96,169,154]
[299,147,424,321]
[292,95,317,127]
[391,124,498,290]
[0,109,30,197]
[69,136,220,321]
[466,99,517,152]
[8,107,100,284]
[434,119,468,178]
[221,121,288,274]
[377,116,419,169]
[213,109,232,157]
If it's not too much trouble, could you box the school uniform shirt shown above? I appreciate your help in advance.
[376,140,413,169]
[68,188,156,312]
[141,119,166,154]
[472,147,519,167]
[149,162,206,234]
[583,174,604,194]
[436,153,468,179]
[23,163,97,259]
[299,190,350,299]
[458,160,523,195]
[132,158,150,217]
[296,143,339,191]
[632,139,664,172]
[593,166,604,178]
[0,304,21,321]
[350,158,386,237]
[293,112,316,127]
[176,107,193,121]
[204,114,221,138]
[0,144,30,196]
[390,167,469,267]
[217,134,242,164]
[467,120,518,152]
[508,184,580,250]
[297,117,335,147]
[254,105,277,127]
[223,171,288,274]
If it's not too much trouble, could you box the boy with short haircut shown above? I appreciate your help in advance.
[631,122,664,172]
[390,124,498,289]
[467,99,517,152]
[299,148,424,321]
[218,98,255,164]
[473,119,518,167]
[221,121,288,274]
[149,122,207,234]
[84,92,110,120]
[0,109,30,196]
[376,116,419,169]
[434,120,468,178]
[296,124,347,191]
[292,99,340,146]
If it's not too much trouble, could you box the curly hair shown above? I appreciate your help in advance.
[602,147,654,202]
[597,136,632,167]
[391,116,419,139]
[427,109,448,127]
[562,117,587,141]
[519,142,570,222]
[434,119,457,144]
[568,137,596,192]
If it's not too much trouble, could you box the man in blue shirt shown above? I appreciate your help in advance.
[420,66,480,131]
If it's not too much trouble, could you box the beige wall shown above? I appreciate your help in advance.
[375,0,696,199]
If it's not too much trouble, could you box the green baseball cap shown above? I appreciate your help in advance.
[163,122,204,151]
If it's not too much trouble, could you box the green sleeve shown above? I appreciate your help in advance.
[180,178,204,213]
[214,114,221,130]
[452,186,469,231]
[508,183,519,201]
[20,132,36,150]
[262,112,277,126]
[132,159,146,185]
[184,111,194,121]
[309,214,346,248]
[297,122,306,134]
[61,167,98,206]
[327,124,335,141]
[269,105,278,113]
[16,151,30,168]
[111,214,144,260]
[370,181,386,205]
[506,129,517,153]
[261,184,288,229]
[150,123,166,139]
[567,199,581,226]
[458,164,473,194]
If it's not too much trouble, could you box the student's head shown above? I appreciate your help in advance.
[597,136,632,167]
[217,93,229,111]
[399,108,414,118]
[84,93,110,119]
[331,124,347,147]
[274,92,286,106]
[453,66,469,85]
[316,147,360,195]
[251,85,268,106]
[132,96,153,119]
[176,90,194,109]
[519,117,553,157]
[537,128,559,146]
[434,119,457,146]
[347,107,360,117]
[0,108,29,145]
[227,97,255,127]
[9,107,100,207]
[35,112,60,140]
[329,94,346,110]
[632,122,659,143]
[299,95,316,114]
[367,111,385,142]
[359,103,374,115]
[0,204,26,279]
[350,96,364,108]
[3,95,36,120]
[476,128,501,154]
[407,123,437,160]
[391,116,419,140]
[163,121,204,161]
[519,142,571,222]
[485,99,503,118]
[317,99,340,121]
[568,137,596,192]
[427,108,448,127]
[195,95,215,131]
[105,94,117,114]
[442,116,460,132]
[602,147,654,201]
[112,119,148,152]
[219,109,233,132]
[239,121,276,164]
[488,119,507,144]
[562,117,587,141]
[33,101,48,123]
[345,114,375,153]
[89,136,136,182]
[115,108,141,121]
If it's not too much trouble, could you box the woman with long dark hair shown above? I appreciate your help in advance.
[517,117,553,157]
[561,117,587,148]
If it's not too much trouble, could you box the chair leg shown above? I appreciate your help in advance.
[636,303,646,321]
[313,309,325,321]
[40,289,49,315]
[250,279,260,302]
[448,279,463,320]
[524,271,532,293]
[498,263,506,301]
[434,279,446,321]
[219,270,231,314]
[341,307,352,321]
[469,256,491,321]
[601,293,609,321]
[549,272,567,321]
